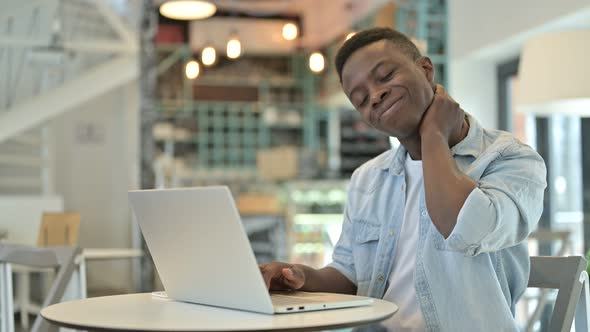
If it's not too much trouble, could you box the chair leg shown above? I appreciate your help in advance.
[526,289,549,332]
[575,271,589,332]
[16,271,30,329]
[77,256,87,299]
[0,263,15,332]
[31,247,79,332]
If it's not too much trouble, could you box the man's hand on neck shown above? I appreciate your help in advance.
[419,85,468,146]
[400,85,469,160]
[416,85,477,238]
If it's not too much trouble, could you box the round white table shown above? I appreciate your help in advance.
[41,293,398,331]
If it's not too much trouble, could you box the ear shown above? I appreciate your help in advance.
[415,56,435,84]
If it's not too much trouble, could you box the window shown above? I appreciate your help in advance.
[498,57,589,332]
[498,58,585,256]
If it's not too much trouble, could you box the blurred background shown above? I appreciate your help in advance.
[0,0,589,331]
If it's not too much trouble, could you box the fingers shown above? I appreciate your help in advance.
[259,262,305,291]
[435,85,458,104]
[260,262,288,290]
[419,84,462,139]
[281,267,305,290]
[432,85,448,103]
[431,85,459,112]
[427,84,445,109]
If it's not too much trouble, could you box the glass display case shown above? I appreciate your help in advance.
[285,180,348,268]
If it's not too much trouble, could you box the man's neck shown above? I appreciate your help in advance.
[400,115,470,161]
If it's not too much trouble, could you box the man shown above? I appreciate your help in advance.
[260,28,547,331]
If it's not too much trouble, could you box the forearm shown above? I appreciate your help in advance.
[297,265,357,294]
[421,131,477,238]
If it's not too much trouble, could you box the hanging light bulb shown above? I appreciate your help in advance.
[185,60,200,79]
[159,0,217,20]
[346,32,356,41]
[282,22,298,41]
[226,37,241,59]
[309,52,325,73]
[201,46,216,66]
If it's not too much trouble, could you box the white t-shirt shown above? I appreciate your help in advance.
[382,154,426,332]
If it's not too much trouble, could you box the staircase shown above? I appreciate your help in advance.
[0,128,48,195]
[0,0,140,195]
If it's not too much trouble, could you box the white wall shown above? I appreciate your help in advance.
[50,80,140,292]
[448,0,590,129]
[449,0,590,60]
[449,59,498,128]
[0,195,63,245]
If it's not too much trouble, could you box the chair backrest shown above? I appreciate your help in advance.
[528,256,589,332]
[36,213,80,247]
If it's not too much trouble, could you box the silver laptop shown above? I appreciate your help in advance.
[128,186,373,314]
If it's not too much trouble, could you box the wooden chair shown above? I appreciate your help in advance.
[36,213,80,248]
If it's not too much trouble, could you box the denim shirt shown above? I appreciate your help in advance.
[328,114,547,331]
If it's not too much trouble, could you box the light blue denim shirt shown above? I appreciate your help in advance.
[328,113,547,331]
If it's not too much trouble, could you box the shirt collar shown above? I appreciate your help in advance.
[377,144,407,175]
[379,112,483,174]
[450,113,483,158]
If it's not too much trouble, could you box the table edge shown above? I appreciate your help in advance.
[41,296,396,332]
[42,312,395,332]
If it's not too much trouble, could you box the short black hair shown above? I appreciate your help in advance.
[335,27,422,82]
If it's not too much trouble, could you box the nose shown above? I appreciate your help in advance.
[371,89,389,109]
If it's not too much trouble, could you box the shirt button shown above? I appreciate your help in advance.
[377,275,385,282]
[421,211,428,217]
[389,231,394,237]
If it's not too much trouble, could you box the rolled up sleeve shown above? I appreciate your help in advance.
[445,143,547,256]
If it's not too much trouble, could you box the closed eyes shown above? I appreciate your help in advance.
[380,70,394,82]
[353,69,394,108]
[359,96,368,107]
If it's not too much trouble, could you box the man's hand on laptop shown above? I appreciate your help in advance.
[259,262,305,291]
[260,263,357,294]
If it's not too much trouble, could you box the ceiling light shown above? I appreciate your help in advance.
[159,0,216,20]
[282,23,298,41]
[227,37,241,59]
[185,60,200,79]
[201,46,216,66]
[309,52,325,73]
